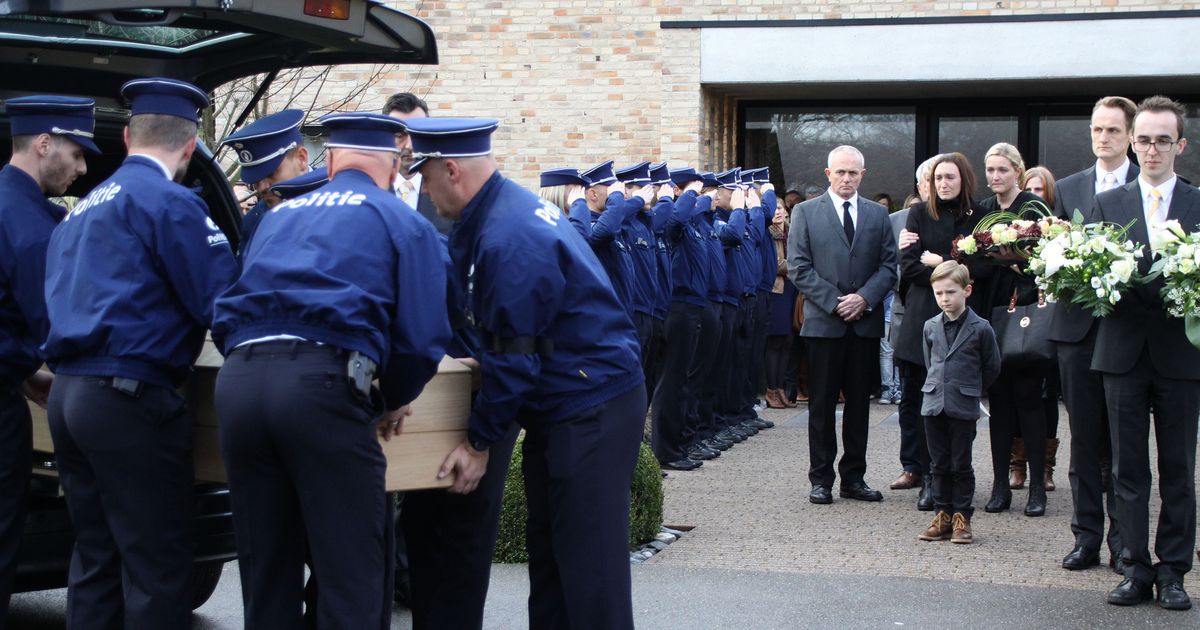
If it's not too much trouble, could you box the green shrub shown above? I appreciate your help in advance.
[493,438,664,563]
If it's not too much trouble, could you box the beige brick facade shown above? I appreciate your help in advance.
[263,1,1196,188]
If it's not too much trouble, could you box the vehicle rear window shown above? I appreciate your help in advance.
[2,13,219,48]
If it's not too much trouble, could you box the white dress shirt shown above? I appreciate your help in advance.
[1095,158,1132,195]
[1138,174,1176,228]
[828,189,859,229]
[394,171,423,210]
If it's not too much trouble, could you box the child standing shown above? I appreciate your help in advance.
[916,261,1000,544]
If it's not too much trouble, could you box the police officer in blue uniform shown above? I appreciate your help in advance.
[268,168,328,199]
[0,95,97,626]
[569,160,644,321]
[211,112,451,629]
[615,161,661,392]
[42,78,237,628]
[645,162,675,396]
[650,167,715,470]
[220,108,310,255]
[406,117,644,629]
[750,168,779,426]
[728,169,775,432]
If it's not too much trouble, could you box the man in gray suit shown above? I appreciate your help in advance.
[1052,96,1139,573]
[1094,96,1200,611]
[788,145,898,505]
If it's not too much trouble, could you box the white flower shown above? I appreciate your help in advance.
[1090,276,1102,289]
[1039,241,1067,277]
[1111,290,1121,302]
[1151,223,1182,254]
[1096,288,1107,298]
[1110,259,1135,284]
[958,235,977,255]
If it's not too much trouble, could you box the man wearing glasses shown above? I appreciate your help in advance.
[1093,95,1200,611]
[384,92,453,235]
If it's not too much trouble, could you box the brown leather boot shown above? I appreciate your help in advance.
[766,389,786,409]
[917,511,952,541]
[951,513,973,544]
[781,389,798,408]
[1009,437,1027,489]
[1044,437,1059,491]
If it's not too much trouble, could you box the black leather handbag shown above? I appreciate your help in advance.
[990,288,1056,368]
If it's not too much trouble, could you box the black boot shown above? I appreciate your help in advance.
[1024,485,1047,517]
[984,485,1012,513]
[916,476,934,511]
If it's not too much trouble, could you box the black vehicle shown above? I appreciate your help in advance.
[1,0,436,611]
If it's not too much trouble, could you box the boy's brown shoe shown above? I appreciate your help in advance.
[917,511,952,541]
[951,513,973,544]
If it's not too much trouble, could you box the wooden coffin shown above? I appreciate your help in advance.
[30,340,470,492]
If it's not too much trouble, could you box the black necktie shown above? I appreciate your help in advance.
[842,200,855,245]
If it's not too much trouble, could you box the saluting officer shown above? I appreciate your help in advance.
[406,117,645,629]
[615,161,661,389]
[211,112,451,629]
[645,162,675,395]
[569,160,643,320]
[0,95,97,626]
[220,108,310,255]
[42,78,237,628]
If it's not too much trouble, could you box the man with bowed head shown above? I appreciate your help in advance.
[407,116,645,629]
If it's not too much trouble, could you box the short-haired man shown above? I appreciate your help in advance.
[1093,95,1199,611]
[407,117,645,629]
[43,78,237,627]
[221,109,310,255]
[788,145,897,505]
[0,94,97,623]
[1052,96,1139,574]
[384,91,453,234]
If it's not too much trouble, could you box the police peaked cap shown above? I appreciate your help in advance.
[404,117,500,172]
[4,95,100,154]
[540,167,586,188]
[615,161,651,185]
[319,112,407,154]
[269,169,329,200]
[222,109,305,185]
[120,77,209,123]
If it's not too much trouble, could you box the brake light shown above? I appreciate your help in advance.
[304,0,351,20]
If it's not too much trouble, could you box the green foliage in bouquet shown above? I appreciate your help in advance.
[1148,220,1200,348]
[1028,216,1146,318]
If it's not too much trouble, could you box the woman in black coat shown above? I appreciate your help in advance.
[894,152,990,509]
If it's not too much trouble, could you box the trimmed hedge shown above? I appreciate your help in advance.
[493,439,664,563]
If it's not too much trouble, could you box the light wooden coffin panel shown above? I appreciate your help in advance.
[31,340,470,492]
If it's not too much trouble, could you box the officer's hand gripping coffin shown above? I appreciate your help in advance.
[28,339,471,491]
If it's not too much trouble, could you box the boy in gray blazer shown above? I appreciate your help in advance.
[916,261,1000,544]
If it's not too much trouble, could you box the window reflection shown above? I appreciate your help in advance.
[938,116,1018,177]
[1038,115,1092,180]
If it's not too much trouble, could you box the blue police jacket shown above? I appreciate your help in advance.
[238,199,268,257]
[212,168,451,409]
[736,204,765,295]
[43,155,238,388]
[624,206,659,317]
[0,165,65,384]
[665,191,710,307]
[710,206,746,305]
[449,171,642,448]
[649,196,674,319]
[568,193,638,319]
[757,189,779,292]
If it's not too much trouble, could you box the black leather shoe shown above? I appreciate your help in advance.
[704,437,732,451]
[1024,486,1047,517]
[1109,555,1127,576]
[717,429,745,443]
[687,446,719,461]
[661,458,702,471]
[1062,546,1100,570]
[809,485,833,505]
[1107,577,1153,606]
[745,417,773,429]
[916,477,934,511]
[984,487,1011,513]
[736,422,759,435]
[1157,581,1192,610]
[839,482,883,502]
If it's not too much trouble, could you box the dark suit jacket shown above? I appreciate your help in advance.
[1049,162,1140,342]
[414,191,454,236]
[787,192,897,339]
[1091,178,1200,379]
[920,307,1000,420]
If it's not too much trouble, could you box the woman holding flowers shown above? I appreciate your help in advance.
[894,152,990,509]
[977,142,1051,517]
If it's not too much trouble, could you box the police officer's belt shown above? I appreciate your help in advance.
[481,331,554,358]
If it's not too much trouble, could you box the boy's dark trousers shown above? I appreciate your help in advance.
[924,412,977,519]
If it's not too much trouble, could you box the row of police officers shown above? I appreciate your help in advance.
[0,78,652,629]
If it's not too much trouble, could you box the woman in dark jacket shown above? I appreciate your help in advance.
[976,142,1051,517]
[895,152,990,509]
[765,199,796,408]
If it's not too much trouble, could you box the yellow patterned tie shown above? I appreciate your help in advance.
[1149,187,1163,224]
[400,179,415,205]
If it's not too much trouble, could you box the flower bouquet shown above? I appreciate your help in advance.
[951,200,1071,263]
[1026,220,1144,318]
[1148,220,1200,347]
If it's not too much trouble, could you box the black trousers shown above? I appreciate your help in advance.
[216,343,392,630]
[48,374,194,630]
[1103,349,1199,584]
[784,333,809,399]
[746,290,770,410]
[924,413,977,519]
[652,302,704,462]
[764,335,790,390]
[524,385,644,630]
[708,302,739,433]
[634,312,657,404]
[402,423,520,630]
[645,316,666,407]
[987,366,1047,491]
[0,386,31,626]
[897,360,930,476]
[1057,330,1121,556]
[685,302,722,447]
[806,332,878,488]
[724,296,756,424]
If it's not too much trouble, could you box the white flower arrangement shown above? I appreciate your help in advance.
[1027,219,1144,318]
[1149,222,1200,345]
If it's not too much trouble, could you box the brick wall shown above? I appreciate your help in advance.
[262,1,1196,188]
